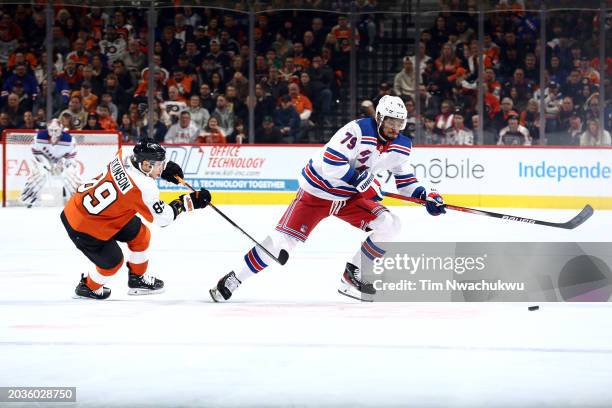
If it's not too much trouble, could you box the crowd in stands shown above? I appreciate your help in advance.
[0,1,609,146]
[0,2,381,144]
[372,0,611,146]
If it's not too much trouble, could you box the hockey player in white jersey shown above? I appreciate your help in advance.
[210,95,446,302]
[20,119,81,206]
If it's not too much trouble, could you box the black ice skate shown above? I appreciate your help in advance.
[338,262,376,302]
[209,271,241,302]
[128,269,164,295]
[74,273,111,300]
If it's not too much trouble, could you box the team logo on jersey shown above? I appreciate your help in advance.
[300,224,308,234]
[109,156,133,194]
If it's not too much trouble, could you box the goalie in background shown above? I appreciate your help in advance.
[20,119,81,207]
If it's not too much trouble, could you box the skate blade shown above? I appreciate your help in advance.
[72,294,110,300]
[127,287,165,296]
[337,281,374,302]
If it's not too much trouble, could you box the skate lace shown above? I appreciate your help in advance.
[353,268,371,286]
[141,272,156,286]
[225,274,241,291]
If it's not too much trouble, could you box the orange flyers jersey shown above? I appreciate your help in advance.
[63,151,175,241]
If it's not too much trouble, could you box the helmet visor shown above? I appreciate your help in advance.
[382,117,405,132]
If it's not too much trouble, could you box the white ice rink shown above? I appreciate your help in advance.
[1,204,611,407]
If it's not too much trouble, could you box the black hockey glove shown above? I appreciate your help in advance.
[160,161,184,184]
[169,189,212,218]
[184,189,211,210]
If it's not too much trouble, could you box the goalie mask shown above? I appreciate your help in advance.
[47,119,63,144]
[132,138,166,177]
[375,95,408,140]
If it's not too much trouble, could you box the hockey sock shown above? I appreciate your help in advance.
[234,233,298,282]
[87,259,123,290]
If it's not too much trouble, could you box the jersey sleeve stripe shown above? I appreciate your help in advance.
[325,147,349,161]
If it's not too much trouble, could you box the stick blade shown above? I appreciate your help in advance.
[278,250,289,265]
[561,204,594,229]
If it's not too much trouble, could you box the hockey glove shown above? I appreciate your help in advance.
[420,190,446,216]
[160,161,184,185]
[351,171,384,201]
[182,189,211,211]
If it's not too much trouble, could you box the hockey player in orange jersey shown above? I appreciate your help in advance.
[61,138,211,299]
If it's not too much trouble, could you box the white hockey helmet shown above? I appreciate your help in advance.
[47,119,62,143]
[375,95,408,131]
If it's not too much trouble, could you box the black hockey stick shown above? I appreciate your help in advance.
[175,176,289,265]
[384,192,593,230]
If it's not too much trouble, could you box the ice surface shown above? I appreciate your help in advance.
[1,205,611,407]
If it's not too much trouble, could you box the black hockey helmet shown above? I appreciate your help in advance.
[133,138,166,163]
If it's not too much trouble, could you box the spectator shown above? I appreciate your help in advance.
[274,94,300,142]
[198,83,216,113]
[225,84,247,123]
[372,81,392,107]
[212,94,235,137]
[60,111,73,131]
[18,111,35,130]
[226,71,249,102]
[252,83,275,129]
[112,60,135,96]
[139,111,167,143]
[103,73,129,116]
[519,99,541,142]
[209,71,225,97]
[206,38,230,69]
[394,57,416,100]
[557,96,575,132]
[82,113,102,130]
[0,111,14,134]
[555,110,583,146]
[124,39,147,82]
[255,115,282,143]
[360,99,375,119]
[100,92,119,123]
[561,69,582,100]
[79,82,99,114]
[497,113,531,146]
[97,104,117,131]
[228,119,247,144]
[165,110,200,144]
[167,66,195,99]
[435,43,462,80]
[492,97,517,132]
[410,41,432,76]
[3,93,26,127]
[434,100,455,137]
[580,119,611,146]
[60,95,88,130]
[197,116,226,144]
[288,82,313,129]
[99,25,127,65]
[160,85,188,126]
[10,80,33,113]
[119,113,139,143]
[187,95,210,130]
[522,53,539,83]
[2,62,38,104]
[159,26,182,70]
[445,110,474,145]
[542,81,563,133]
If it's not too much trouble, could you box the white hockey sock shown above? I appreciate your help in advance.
[234,232,298,282]
[349,211,401,270]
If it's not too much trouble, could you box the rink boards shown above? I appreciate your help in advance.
[1,143,611,209]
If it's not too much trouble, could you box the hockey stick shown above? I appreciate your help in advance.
[175,176,289,265]
[383,192,593,230]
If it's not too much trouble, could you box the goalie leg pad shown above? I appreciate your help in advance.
[20,167,48,205]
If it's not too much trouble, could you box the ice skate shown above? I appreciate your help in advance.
[210,271,241,302]
[74,273,111,300]
[338,262,375,302]
[128,270,164,295]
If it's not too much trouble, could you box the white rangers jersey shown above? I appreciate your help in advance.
[31,129,77,164]
[300,117,425,201]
